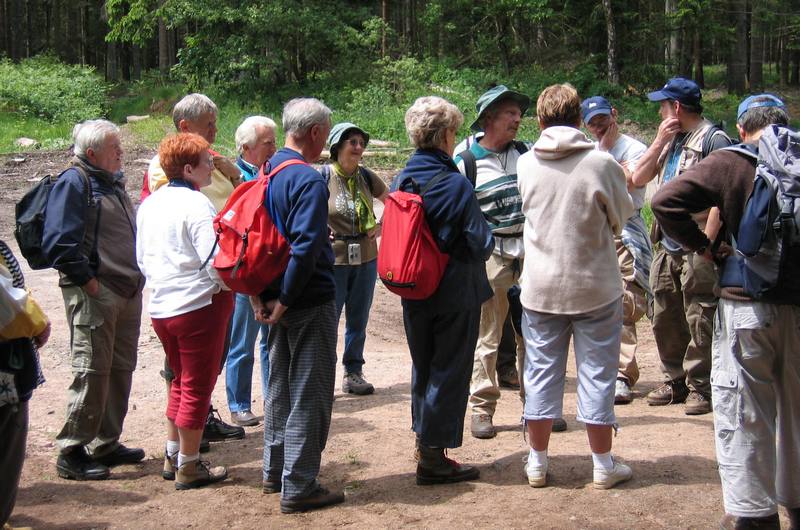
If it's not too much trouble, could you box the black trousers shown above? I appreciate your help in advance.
[403,305,481,448]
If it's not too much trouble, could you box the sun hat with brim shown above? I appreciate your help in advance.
[647,77,702,106]
[581,96,613,124]
[737,94,786,120]
[327,122,370,152]
[470,85,531,132]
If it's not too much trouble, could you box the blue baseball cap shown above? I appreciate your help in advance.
[737,94,786,120]
[470,85,531,132]
[648,77,702,106]
[581,96,613,123]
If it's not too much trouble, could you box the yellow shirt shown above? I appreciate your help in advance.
[148,153,241,212]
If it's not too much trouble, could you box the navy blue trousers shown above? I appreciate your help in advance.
[403,305,480,449]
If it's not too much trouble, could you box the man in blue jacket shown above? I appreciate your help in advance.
[251,98,343,513]
[43,119,145,480]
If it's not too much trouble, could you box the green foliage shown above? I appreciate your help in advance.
[0,112,73,153]
[0,56,110,123]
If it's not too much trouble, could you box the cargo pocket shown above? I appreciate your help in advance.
[70,288,107,373]
[710,368,740,461]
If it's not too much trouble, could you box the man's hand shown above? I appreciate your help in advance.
[264,300,287,325]
[250,295,267,321]
[598,121,619,152]
[82,278,100,297]
[34,321,51,348]
[655,117,681,147]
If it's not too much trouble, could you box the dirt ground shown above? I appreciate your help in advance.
[0,137,787,530]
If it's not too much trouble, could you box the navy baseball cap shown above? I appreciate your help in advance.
[737,94,786,120]
[648,77,702,106]
[581,96,613,123]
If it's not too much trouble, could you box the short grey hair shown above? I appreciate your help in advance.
[172,93,218,130]
[282,98,332,139]
[738,101,789,135]
[73,119,120,157]
[405,96,464,149]
[235,116,277,154]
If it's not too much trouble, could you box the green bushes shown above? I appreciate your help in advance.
[0,56,110,123]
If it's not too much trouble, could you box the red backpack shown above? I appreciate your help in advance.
[378,171,450,300]
[212,158,306,295]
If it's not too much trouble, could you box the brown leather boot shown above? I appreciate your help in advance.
[174,459,228,490]
[416,445,480,485]
[719,513,780,529]
[162,454,177,480]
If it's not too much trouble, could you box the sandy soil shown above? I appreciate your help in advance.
[0,139,788,530]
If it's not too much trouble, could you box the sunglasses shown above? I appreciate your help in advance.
[347,138,367,148]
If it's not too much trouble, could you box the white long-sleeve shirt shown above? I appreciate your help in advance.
[136,185,227,318]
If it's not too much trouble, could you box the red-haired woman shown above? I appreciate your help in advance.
[136,133,234,489]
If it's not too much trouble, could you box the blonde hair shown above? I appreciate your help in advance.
[536,84,581,128]
[405,96,464,150]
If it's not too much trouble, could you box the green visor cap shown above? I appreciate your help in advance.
[327,122,370,150]
[470,85,531,132]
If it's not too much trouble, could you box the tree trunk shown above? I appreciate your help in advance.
[602,0,620,84]
[106,40,118,81]
[726,0,747,93]
[11,0,24,60]
[381,0,388,57]
[791,50,800,86]
[779,35,789,86]
[693,26,704,88]
[665,0,678,70]
[749,3,764,90]
[678,27,692,77]
[132,44,141,80]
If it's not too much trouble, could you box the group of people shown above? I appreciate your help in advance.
[1,75,798,528]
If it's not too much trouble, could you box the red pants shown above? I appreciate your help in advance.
[151,292,234,430]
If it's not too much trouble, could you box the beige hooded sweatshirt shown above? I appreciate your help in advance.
[517,126,634,315]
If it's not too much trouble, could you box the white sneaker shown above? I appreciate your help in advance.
[525,454,548,488]
[614,379,633,404]
[593,460,632,489]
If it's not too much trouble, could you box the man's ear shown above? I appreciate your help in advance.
[736,123,747,143]
[178,119,190,133]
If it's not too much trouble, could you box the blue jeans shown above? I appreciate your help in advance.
[333,259,377,374]
[225,293,270,413]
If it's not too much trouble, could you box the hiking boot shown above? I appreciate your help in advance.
[524,452,548,488]
[615,379,633,405]
[342,372,375,395]
[788,507,800,530]
[174,459,228,490]
[57,447,110,481]
[230,410,260,427]
[552,417,568,432]
[470,414,496,439]
[593,460,633,489]
[719,513,780,529]
[204,406,245,441]
[162,454,177,481]
[684,391,712,415]
[416,445,480,485]
[280,484,345,513]
[498,366,521,390]
[646,380,689,406]
[262,478,281,494]
[93,445,145,467]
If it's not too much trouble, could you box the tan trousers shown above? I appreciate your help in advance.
[56,284,141,457]
[650,248,718,395]
[617,238,648,386]
[469,253,524,417]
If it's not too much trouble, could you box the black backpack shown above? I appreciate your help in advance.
[457,140,529,187]
[701,123,732,159]
[14,167,93,270]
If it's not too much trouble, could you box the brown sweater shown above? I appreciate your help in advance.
[651,147,757,299]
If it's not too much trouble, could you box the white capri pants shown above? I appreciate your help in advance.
[522,298,622,425]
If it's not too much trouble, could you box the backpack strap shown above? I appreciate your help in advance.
[420,170,451,196]
[265,158,310,239]
[321,164,331,184]
[702,125,731,159]
[359,166,376,197]
[457,149,477,187]
[513,140,529,155]
[721,143,758,163]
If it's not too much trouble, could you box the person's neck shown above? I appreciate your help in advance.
[480,132,514,152]
[337,160,359,175]
[680,113,703,133]
[284,137,313,161]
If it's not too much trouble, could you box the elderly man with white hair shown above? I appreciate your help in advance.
[249,98,343,513]
[43,119,145,480]
[224,115,278,427]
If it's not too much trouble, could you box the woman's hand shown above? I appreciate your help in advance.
[34,321,51,348]
[367,224,381,241]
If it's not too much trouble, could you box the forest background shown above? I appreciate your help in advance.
[1,0,799,159]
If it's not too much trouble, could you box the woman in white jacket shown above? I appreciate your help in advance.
[516,84,634,489]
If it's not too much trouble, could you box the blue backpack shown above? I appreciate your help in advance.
[722,125,800,304]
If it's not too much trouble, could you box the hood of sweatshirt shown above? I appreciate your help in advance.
[533,126,595,160]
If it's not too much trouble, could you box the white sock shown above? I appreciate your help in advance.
[166,440,179,458]
[178,452,199,468]
[592,451,614,471]
[528,448,547,468]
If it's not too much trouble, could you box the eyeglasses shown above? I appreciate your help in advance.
[347,138,367,148]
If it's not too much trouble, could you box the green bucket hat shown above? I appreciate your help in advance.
[327,122,370,159]
[470,85,531,132]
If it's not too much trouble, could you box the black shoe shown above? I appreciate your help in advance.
[552,417,568,432]
[93,445,145,467]
[203,406,245,442]
[720,513,780,529]
[200,438,210,453]
[57,447,110,480]
[788,507,799,530]
[280,485,344,513]
[416,445,480,485]
[262,478,281,494]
